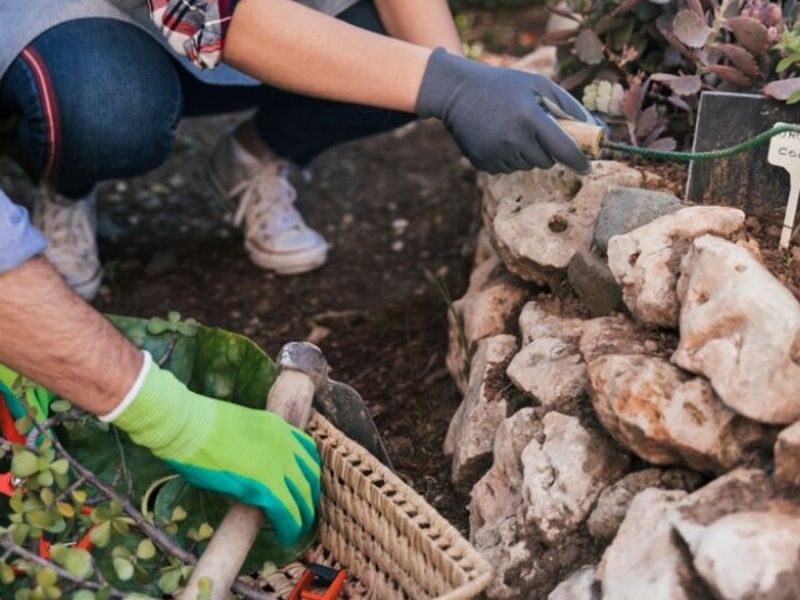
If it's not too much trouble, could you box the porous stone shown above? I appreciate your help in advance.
[470,408,540,533]
[673,235,800,425]
[518,300,585,346]
[597,489,700,600]
[607,206,745,328]
[445,334,518,487]
[547,566,598,600]
[521,412,630,545]
[587,468,704,540]
[506,337,587,411]
[670,468,776,551]
[472,516,532,599]
[592,187,681,255]
[579,314,663,363]
[567,248,622,317]
[691,509,800,600]
[587,354,767,473]
[775,421,800,487]
[482,161,642,284]
[446,256,528,393]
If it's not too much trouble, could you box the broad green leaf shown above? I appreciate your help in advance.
[157,568,183,595]
[11,451,38,478]
[90,521,112,548]
[36,568,58,587]
[136,539,156,561]
[50,460,69,476]
[71,592,95,600]
[63,549,93,579]
[50,400,72,414]
[113,557,135,582]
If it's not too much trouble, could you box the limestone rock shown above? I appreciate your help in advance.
[592,187,681,256]
[473,227,497,269]
[446,256,527,393]
[482,161,642,284]
[775,421,800,487]
[473,516,532,599]
[470,408,541,533]
[506,337,587,411]
[597,489,700,600]
[567,249,622,317]
[579,314,665,363]
[587,468,704,540]
[607,206,745,328]
[521,412,630,544]
[587,354,767,473]
[668,469,800,600]
[518,300,585,346]
[691,509,800,600]
[670,468,776,551]
[445,334,518,487]
[673,235,800,425]
[547,566,598,600]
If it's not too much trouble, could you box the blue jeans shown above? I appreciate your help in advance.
[0,2,414,199]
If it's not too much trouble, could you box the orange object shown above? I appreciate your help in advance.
[0,395,24,444]
[288,565,347,600]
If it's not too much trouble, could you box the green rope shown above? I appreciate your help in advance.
[603,123,800,162]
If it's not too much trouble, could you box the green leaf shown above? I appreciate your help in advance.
[25,509,54,529]
[90,521,112,548]
[63,549,93,579]
[136,539,156,561]
[12,451,38,478]
[111,545,131,559]
[113,557,135,582]
[50,400,72,414]
[170,506,187,523]
[50,460,69,476]
[789,89,800,105]
[0,562,16,584]
[197,576,213,600]
[777,55,796,73]
[36,470,54,488]
[157,568,183,594]
[71,592,95,600]
[36,568,58,587]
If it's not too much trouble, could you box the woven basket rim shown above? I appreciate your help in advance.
[308,410,494,600]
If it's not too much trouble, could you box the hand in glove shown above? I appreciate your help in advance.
[417,48,592,175]
[104,352,321,546]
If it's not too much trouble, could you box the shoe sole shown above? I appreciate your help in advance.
[208,163,329,276]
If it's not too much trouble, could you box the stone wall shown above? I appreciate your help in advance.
[442,50,800,600]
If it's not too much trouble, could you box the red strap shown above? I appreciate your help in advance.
[0,396,24,444]
[0,472,16,496]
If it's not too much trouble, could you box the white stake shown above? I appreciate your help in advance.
[767,122,800,250]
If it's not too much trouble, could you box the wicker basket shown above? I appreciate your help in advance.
[272,411,494,600]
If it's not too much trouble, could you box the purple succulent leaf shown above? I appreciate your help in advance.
[705,64,753,87]
[716,43,760,79]
[673,9,712,48]
[574,29,605,64]
[636,105,660,138]
[650,73,703,96]
[763,77,800,101]
[725,16,770,56]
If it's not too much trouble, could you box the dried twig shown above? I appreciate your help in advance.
[0,534,127,599]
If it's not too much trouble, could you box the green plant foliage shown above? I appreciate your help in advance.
[0,314,300,598]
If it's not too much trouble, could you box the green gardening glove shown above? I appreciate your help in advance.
[104,352,321,546]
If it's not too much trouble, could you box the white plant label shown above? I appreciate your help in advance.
[768,122,800,249]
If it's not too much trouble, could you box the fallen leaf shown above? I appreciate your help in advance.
[574,29,605,65]
[674,9,712,48]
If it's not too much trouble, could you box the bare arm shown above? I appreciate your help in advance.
[0,258,140,416]
[374,0,463,55]
[223,0,433,112]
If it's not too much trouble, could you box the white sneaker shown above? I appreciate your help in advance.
[32,187,103,301]
[208,132,329,275]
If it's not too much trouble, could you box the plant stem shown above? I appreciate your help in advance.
[0,533,127,599]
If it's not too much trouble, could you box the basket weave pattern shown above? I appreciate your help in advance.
[307,411,494,600]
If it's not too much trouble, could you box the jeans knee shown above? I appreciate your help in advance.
[3,19,182,194]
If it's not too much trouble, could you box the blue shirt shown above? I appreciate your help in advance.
[0,189,46,274]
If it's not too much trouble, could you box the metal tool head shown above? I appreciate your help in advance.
[313,379,394,470]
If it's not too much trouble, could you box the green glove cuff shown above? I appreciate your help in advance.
[103,351,214,461]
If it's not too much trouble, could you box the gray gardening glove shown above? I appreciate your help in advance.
[416,48,592,175]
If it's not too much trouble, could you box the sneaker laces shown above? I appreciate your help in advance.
[230,162,307,237]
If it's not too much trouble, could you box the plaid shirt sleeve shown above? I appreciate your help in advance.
[146,0,240,70]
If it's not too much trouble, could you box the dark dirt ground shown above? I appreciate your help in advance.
[1,116,482,530]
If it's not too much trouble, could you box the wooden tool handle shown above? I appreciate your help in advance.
[556,119,605,158]
[180,370,317,600]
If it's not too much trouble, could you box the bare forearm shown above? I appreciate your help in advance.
[224,0,432,112]
[0,259,140,415]
[374,0,463,54]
